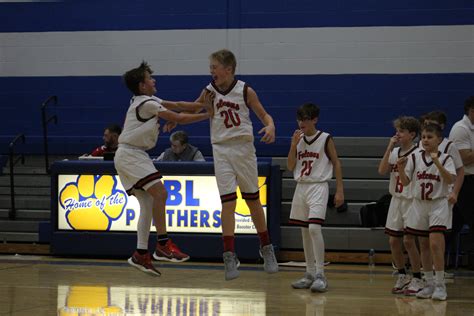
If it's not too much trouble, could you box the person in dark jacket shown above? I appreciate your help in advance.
[155,130,205,161]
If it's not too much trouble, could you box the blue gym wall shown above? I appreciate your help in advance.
[0,0,473,156]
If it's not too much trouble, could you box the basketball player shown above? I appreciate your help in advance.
[287,103,344,293]
[378,116,423,295]
[192,49,279,280]
[419,111,464,206]
[398,123,456,301]
[115,61,213,276]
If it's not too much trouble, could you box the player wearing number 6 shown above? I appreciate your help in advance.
[193,49,278,280]
[287,103,344,293]
[378,116,422,295]
[398,123,456,301]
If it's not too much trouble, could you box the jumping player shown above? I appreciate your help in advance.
[115,61,212,276]
[193,49,279,280]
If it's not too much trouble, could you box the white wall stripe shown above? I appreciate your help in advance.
[0,25,473,77]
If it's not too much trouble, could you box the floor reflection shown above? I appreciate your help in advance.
[57,284,266,316]
[394,297,447,316]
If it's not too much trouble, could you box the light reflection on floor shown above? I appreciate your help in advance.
[57,285,265,316]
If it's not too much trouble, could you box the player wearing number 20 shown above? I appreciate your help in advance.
[287,103,344,293]
[193,49,278,280]
[398,123,457,301]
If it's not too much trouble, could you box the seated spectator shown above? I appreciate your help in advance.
[90,124,122,157]
[155,130,205,161]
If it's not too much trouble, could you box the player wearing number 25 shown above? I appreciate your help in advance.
[193,49,278,280]
[397,123,456,301]
[287,103,344,293]
[378,116,422,295]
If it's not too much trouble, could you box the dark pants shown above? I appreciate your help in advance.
[452,175,474,253]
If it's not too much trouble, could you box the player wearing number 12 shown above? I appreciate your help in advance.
[398,123,457,301]
[193,49,278,280]
[378,116,422,295]
[287,103,344,293]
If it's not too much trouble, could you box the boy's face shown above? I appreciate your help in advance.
[395,128,415,145]
[139,72,156,96]
[421,131,441,153]
[209,58,233,86]
[297,117,318,135]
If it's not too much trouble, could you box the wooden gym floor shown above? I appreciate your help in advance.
[0,255,473,315]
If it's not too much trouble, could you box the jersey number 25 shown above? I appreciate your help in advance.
[300,161,314,177]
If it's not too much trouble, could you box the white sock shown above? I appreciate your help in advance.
[424,271,434,283]
[301,227,316,276]
[134,190,153,250]
[435,270,445,284]
[308,224,325,275]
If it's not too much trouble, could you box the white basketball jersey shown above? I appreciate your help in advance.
[206,80,254,144]
[388,145,418,198]
[118,95,166,150]
[293,131,333,183]
[406,150,456,200]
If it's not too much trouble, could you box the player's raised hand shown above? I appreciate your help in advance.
[396,156,408,169]
[259,124,275,144]
[203,90,215,117]
[389,135,399,147]
[162,121,177,133]
[291,129,304,147]
[430,152,439,160]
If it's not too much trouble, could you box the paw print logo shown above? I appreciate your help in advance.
[59,175,127,231]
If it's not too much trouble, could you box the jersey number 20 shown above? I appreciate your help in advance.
[220,109,241,128]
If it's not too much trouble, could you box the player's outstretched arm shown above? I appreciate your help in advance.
[246,87,275,144]
[327,138,344,208]
[158,109,210,125]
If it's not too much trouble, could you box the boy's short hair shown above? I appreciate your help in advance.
[170,130,188,145]
[123,61,153,95]
[393,116,420,137]
[420,111,447,127]
[210,49,237,74]
[106,124,122,135]
[296,103,320,120]
[422,123,443,138]
[465,96,474,114]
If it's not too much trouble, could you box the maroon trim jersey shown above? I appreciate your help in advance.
[118,95,166,150]
[293,131,332,183]
[206,80,254,144]
[388,145,418,198]
[405,150,456,201]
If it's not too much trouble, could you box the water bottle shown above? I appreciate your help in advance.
[368,248,375,270]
